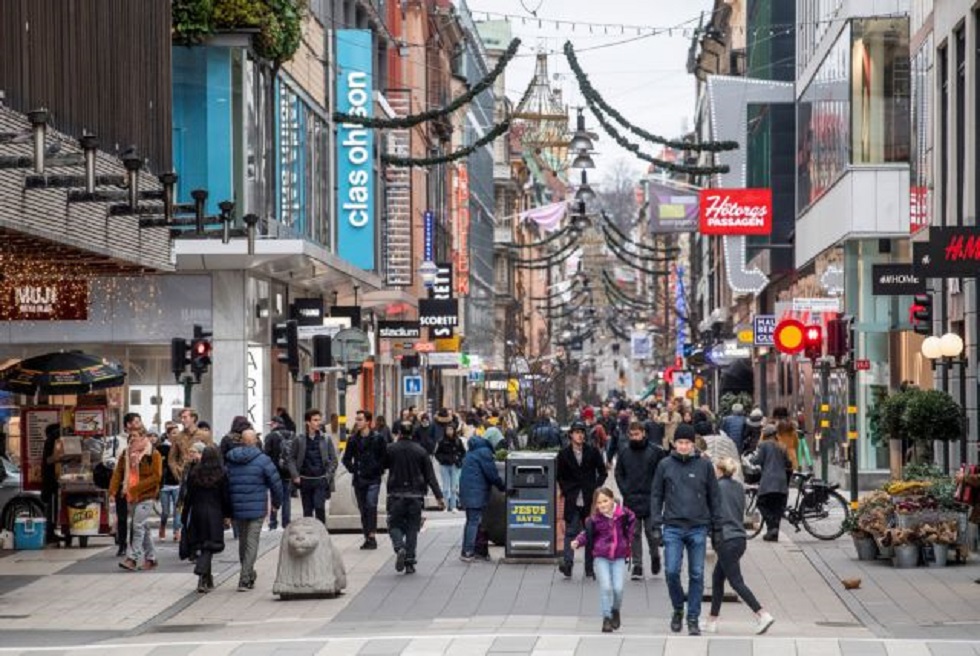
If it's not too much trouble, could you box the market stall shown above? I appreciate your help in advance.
[0,351,125,549]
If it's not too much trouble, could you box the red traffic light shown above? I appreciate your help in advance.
[803,325,822,346]
[193,340,211,357]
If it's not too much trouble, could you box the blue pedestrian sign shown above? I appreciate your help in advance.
[403,375,423,397]
[753,314,776,347]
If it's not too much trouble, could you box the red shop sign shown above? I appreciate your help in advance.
[699,188,773,236]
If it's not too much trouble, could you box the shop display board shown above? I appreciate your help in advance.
[73,407,105,436]
[19,407,61,491]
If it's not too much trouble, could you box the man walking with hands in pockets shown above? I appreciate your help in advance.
[650,423,722,636]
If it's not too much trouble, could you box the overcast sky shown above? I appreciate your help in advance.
[468,0,716,185]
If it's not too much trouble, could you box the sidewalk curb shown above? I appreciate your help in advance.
[121,530,282,638]
[798,542,890,639]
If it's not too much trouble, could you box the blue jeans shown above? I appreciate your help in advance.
[462,507,483,556]
[593,557,627,619]
[663,525,708,621]
[439,464,461,510]
[269,478,291,528]
[159,485,181,533]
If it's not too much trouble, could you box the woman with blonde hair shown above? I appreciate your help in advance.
[705,457,774,634]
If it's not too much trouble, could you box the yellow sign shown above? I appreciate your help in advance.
[847,406,858,414]
[737,328,754,345]
[507,378,519,395]
[435,336,461,352]
[820,419,830,428]
[847,431,858,440]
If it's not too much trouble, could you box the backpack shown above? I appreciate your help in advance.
[273,429,295,473]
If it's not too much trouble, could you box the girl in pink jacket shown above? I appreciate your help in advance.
[571,487,636,633]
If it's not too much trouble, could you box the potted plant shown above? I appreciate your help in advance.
[843,513,878,561]
[877,387,918,472]
[904,390,964,464]
[919,520,957,567]
[881,528,920,568]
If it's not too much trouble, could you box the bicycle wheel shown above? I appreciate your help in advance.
[801,489,850,540]
[744,487,764,539]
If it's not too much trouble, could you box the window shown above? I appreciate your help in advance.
[910,35,933,233]
[850,19,910,165]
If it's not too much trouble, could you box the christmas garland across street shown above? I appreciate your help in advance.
[382,120,511,167]
[563,41,738,154]
[601,225,675,264]
[335,38,521,130]
[587,95,729,176]
[601,211,680,255]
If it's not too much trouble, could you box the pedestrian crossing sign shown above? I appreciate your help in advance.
[403,375,423,396]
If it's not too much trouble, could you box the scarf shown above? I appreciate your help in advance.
[122,435,150,497]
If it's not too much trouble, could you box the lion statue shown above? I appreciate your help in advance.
[273,517,347,599]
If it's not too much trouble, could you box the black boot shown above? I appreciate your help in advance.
[206,574,214,590]
[611,609,621,630]
[197,575,208,593]
[601,617,613,633]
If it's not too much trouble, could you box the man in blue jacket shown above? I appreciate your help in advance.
[458,434,505,562]
[650,424,722,636]
[226,429,282,591]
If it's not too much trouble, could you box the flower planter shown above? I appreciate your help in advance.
[891,544,920,569]
[922,543,949,568]
[874,537,894,559]
[852,535,879,561]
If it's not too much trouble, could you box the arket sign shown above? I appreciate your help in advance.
[698,188,773,236]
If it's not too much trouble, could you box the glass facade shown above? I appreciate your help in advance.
[797,19,910,213]
[275,79,331,244]
[910,34,934,233]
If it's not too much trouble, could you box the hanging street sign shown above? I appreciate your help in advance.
[752,314,776,347]
[331,328,371,366]
[698,188,773,236]
[913,227,980,277]
[871,264,925,296]
[403,375,423,396]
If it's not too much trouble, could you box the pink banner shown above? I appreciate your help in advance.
[520,202,567,232]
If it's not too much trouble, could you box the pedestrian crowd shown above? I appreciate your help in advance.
[62,396,822,636]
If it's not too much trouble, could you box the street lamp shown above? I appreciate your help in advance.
[921,332,967,472]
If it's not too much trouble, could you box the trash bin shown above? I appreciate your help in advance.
[505,452,557,559]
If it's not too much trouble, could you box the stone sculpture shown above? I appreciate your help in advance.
[272,517,347,599]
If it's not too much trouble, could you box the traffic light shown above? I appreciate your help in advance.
[826,315,849,362]
[912,293,933,336]
[170,338,189,381]
[803,324,823,361]
[312,335,333,368]
[190,324,213,379]
[278,320,299,378]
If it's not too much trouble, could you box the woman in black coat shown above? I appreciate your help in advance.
[180,446,231,593]
[750,426,791,542]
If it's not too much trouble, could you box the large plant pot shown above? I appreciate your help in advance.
[852,535,879,561]
[892,543,920,569]
[922,543,949,568]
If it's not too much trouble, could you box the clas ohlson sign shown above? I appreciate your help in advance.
[336,29,374,270]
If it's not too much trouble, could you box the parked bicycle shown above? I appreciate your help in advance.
[744,471,850,540]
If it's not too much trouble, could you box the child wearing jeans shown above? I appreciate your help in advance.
[571,487,636,633]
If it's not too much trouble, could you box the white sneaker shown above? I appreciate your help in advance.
[755,611,774,634]
[702,619,718,633]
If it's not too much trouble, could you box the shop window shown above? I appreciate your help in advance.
[172,46,244,216]
[850,19,910,165]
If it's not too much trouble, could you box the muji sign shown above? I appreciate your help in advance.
[698,188,773,236]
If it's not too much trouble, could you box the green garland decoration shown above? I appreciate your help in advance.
[506,220,577,249]
[586,95,729,176]
[603,234,671,275]
[382,120,511,167]
[601,226,674,264]
[564,41,738,154]
[336,38,521,130]
[509,233,581,266]
[601,211,681,255]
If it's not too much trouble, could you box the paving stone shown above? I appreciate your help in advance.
[883,642,932,656]
[707,637,751,656]
[614,636,660,656]
[356,639,413,656]
[840,640,886,656]
[490,636,539,653]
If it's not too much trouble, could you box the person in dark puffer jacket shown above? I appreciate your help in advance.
[225,429,282,591]
[458,435,504,561]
